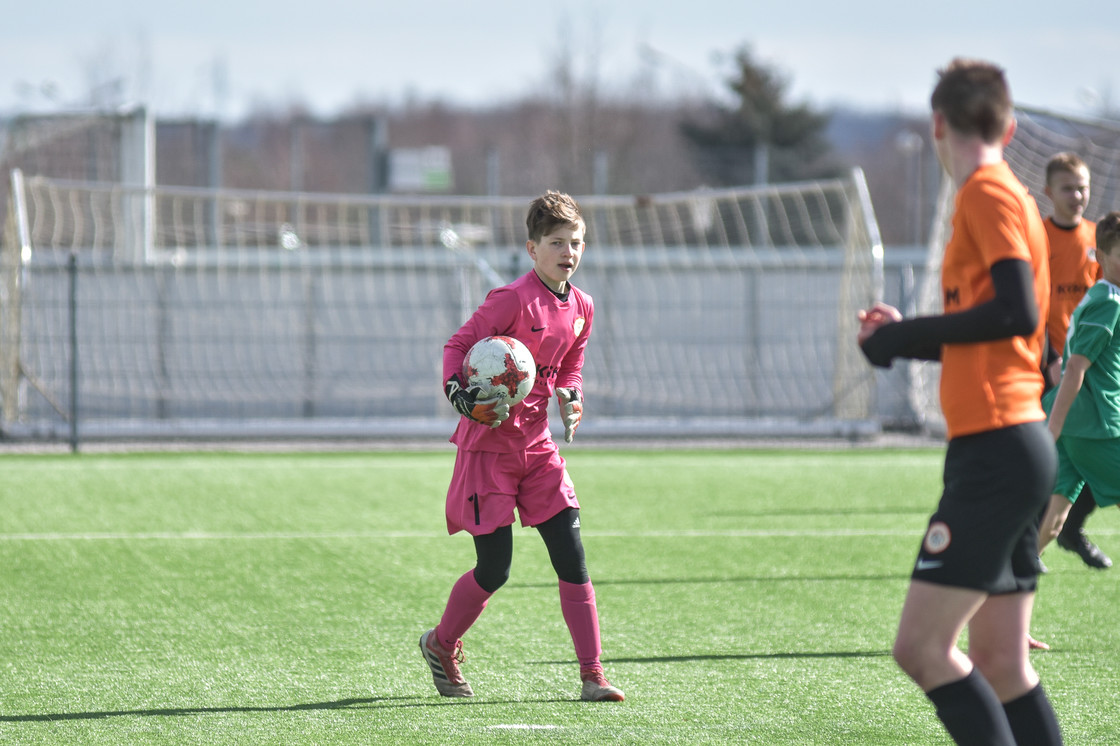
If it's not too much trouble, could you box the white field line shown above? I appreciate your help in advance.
[0,528,951,541]
[486,725,563,731]
[0,531,443,541]
[3,527,1117,542]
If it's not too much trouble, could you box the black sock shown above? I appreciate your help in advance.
[925,670,1015,746]
[1061,486,1096,536]
[1003,684,1063,746]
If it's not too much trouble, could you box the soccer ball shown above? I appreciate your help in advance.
[463,335,536,406]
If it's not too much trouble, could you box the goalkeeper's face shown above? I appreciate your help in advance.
[527,222,585,294]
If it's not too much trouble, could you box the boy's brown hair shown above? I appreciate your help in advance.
[526,190,585,243]
[1045,152,1089,185]
[930,58,1013,144]
[1096,212,1120,255]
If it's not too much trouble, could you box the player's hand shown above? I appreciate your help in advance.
[445,375,510,428]
[556,387,583,443]
[857,303,904,368]
[857,302,902,345]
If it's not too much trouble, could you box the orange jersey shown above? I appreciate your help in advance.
[1045,217,1100,354]
[939,162,1049,439]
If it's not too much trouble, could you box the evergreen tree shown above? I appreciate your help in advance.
[680,46,837,185]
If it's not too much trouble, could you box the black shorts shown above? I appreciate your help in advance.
[912,420,1057,594]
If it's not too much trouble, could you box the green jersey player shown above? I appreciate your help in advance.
[1039,211,1120,557]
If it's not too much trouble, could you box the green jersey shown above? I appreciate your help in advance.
[1047,280,1120,438]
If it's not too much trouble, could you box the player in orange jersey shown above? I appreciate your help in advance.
[858,59,1063,745]
[1042,152,1111,571]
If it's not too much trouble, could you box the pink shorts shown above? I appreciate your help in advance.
[446,440,579,536]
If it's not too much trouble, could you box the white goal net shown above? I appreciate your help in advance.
[1,167,883,444]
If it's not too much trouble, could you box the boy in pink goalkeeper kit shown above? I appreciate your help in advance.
[419,190,624,703]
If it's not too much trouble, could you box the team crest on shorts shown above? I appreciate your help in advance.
[923,521,951,554]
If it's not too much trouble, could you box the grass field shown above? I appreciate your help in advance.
[1,447,1117,744]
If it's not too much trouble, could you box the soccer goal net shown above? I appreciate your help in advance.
[1,166,883,444]
[908,107,1120,435]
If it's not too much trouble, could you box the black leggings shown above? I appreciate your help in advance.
[471,507,589,592]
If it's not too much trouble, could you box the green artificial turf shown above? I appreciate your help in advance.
[0,448,1115,744]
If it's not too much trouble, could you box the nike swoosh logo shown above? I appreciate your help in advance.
[915,559,943,571]
[531,326,545,332]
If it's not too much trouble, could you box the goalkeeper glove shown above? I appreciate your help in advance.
[445,375,510,428]
[555,387,583,443]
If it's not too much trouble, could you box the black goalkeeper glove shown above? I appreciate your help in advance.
[445,374,510,428]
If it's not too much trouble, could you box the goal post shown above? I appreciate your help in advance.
[1,169,28,425]
[0,168,884,444]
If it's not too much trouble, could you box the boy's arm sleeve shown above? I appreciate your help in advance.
[442,288,519,384]
[860,259,1037,368]
[553,306,592,392]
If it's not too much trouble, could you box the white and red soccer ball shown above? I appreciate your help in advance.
[463,336,536,406]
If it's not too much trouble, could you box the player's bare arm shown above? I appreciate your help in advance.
[1047,353,1092,440]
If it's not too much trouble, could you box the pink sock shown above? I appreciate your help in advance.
[558,579,602,671]
[436,570,493,650]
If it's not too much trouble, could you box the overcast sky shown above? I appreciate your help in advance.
[2,0,1116,121]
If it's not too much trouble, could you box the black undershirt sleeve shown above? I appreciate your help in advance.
[860,259,1039,369]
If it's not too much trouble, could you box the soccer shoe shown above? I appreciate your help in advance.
[580,669,625,702]
[1056,529,1113,569]
[419,629,474,697]
[1028,634,1050,651]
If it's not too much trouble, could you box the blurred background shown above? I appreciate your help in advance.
[2,1,1118,449]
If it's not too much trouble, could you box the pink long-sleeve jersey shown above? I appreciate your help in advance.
[443,270,593,452]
